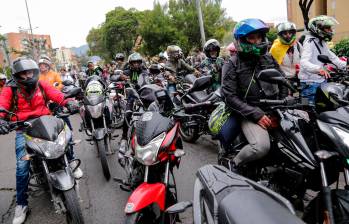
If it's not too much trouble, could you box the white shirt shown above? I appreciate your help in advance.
[280,42,302,79]
[299,34,347,83]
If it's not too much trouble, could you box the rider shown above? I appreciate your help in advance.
[38,55,63,90]
[0,57,80,224]
[220,18,288,170]
[165,45,199,95]
[200,39,224,91]
[115,53,126,70]
[298,15,347,105]
[158,52,167,64]
[118,53,150,162]
[0,73,7,93]
[270,22,302,82]
[85,61,96,76]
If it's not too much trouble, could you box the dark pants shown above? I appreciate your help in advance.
[15,132,30,206]
[217,116,240,154]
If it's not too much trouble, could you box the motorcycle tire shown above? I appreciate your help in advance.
[63,188,84,224]
[96,139,111,180]
[113,103,125,129]
[179,125,200,143]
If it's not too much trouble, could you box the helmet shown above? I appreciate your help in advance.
[166,45,181,60]
[110,60,116,65]
[149,64,161,75]
[128,52,143,71]
[38,55,52,66]
[12,57,39,89]
[0,73,6,80]
[203,39,220,58]
[233,18,270,56]
[159,52,167,60]
[115,53,125,61]
[276,22,297,45]
[308,15,339,41]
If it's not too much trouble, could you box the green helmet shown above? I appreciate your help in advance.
[276,22,297,45]
[308,15,339,41]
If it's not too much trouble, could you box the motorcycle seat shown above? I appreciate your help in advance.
[190,91,214,103]
[319,110,349,128]
[219,190,305,224]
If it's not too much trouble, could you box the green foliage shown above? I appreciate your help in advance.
[266,27,278,43]
[333,38,349,57]
[86,0,235,59]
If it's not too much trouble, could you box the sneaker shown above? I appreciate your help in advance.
[12,205,28,224]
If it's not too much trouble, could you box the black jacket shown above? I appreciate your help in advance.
[222,53,288,122]
[123,69,150,87]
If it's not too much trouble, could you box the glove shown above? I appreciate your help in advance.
[0,119,10,135]
[66,101,80,114]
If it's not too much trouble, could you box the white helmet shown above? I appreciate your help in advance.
[0,73,7,80]
[38,55,52,66]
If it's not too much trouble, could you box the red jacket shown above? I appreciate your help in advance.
[0,80,70,121]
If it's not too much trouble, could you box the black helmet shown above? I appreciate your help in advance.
[128,52,143,71]
[12,57,39,90]
[149,64,161,75]
[203,39,220,58]
[115,53,125,61]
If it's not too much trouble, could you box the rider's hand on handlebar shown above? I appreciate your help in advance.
[194,69,201,77]
[65,101,80,114]
[0,118,10,135]
[120,74,129,81]
[319,68,331,79]
[257,115,272,130]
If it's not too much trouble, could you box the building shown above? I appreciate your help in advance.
[0,31,53,67]
[55,47,78,69]
[287,0,349,43]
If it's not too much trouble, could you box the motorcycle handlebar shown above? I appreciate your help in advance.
[183,101,212,112]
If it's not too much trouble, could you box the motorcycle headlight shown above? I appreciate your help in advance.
[333,126,349,148]
[31,129,68,159]
[135,132,166,166]
[86,103,103,118]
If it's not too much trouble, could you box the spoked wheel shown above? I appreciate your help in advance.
[96,138,111,180]
[63,189,84,224]
[179,123,200,143]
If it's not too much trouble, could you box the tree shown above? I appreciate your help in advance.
[299,0,314,30]
[333,38,349,57]
[266,27,278,43]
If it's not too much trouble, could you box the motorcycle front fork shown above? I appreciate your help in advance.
[319,160,335,224]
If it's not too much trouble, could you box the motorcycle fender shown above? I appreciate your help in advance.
[93,128,107,140]
[49,167,75,191]
[124,183,166,214]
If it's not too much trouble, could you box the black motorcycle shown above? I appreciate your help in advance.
[166,164,305,224]
[174,74,221,142]
[1,108,84,224]
[79,75,113,180]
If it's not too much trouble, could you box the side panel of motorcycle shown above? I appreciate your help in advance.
[93,128,107,140]
[49,167,75,191]
[124,182,166,213]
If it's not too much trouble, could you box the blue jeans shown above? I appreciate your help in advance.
[15,132,30,206]
[300,82,322,106]
[217,116,241,153]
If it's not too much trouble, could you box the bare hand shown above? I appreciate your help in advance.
[257,115,272,129]
[319,69,331,79]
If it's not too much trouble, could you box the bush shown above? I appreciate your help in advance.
[333,38,349,57]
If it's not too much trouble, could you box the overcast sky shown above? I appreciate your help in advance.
[0,0,287,48]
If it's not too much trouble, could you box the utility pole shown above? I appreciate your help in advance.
[24,0,36,60]
[195,0,206,47]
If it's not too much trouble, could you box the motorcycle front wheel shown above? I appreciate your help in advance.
[179,124,200,143]
[96,138,111,180]
[63,188,84,224]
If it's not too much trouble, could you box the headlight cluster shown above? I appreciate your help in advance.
[135,132,166,166]
[29,127,71,159]
[86,103,103,118]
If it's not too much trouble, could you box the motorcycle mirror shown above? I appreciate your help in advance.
[64,87,82,99]
[188,75,212,93]
[317,55,332,64]
[165,201,192,214]
[257,69,296,93]
[62,80,74,86]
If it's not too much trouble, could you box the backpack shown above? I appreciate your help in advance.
[208,102,232,135]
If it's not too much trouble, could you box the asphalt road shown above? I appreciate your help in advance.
[0,115,218,224]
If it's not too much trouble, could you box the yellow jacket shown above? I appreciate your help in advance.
[39,70,63,90]
[269,38,291,65]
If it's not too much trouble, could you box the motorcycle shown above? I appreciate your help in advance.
[0,107,84,224]
[174,74,222,142]
[166,164,305,224]
[79,75,113,180]
[108,75,126,129]
[115,82,211,224]
[219,69,349,224]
